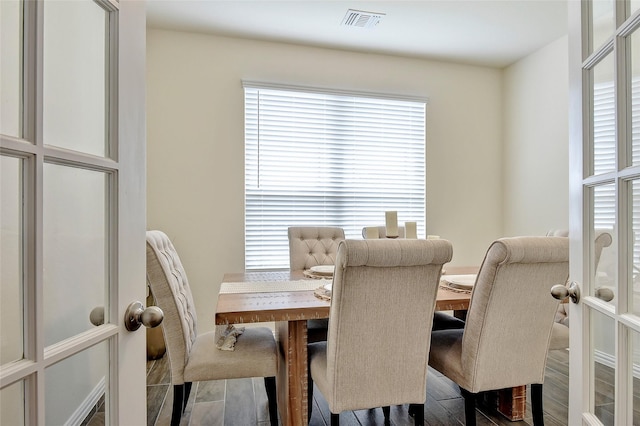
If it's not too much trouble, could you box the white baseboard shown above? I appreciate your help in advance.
[64,377,106,426]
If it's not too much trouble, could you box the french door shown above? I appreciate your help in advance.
[569,0,640,424]
[0,0,147,424]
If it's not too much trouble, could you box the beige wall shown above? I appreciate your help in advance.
[503,35,569,236]
[146,29,506,332]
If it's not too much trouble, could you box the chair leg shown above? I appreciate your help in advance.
[382,406,390,425]
[330,412,339,426]
[307,373,314,422]
[460,388,477,426]
[531,383,544,426]
[409,403,424,425]
[171,384,185,426]
[183,382,192,413]
[264,376,278,426]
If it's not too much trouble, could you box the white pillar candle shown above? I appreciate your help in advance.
[405,222,417,239]
[365,227,380,239]
[385,211,398,238]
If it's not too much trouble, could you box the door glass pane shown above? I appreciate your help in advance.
[1,155,24,364]
[592,0,615,54]
[630,180,640,315]
[45,341,108,425]
[0,380,25,426]
[632,329,640,425]
[0,0,23,138]
[631,1,640,18]
[43,163,108,346]
[593,52,616,176]
[43,0,107,157]
[630,28,640,166]
[593,184,617,304]
[591,309,615,425]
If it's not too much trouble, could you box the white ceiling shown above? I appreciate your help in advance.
[145,0,569,68]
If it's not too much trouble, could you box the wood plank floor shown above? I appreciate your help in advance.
[144,350,570,426]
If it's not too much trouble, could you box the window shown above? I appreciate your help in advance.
[244,83,427,270]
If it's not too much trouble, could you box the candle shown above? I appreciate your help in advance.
[405,222,417,239]
[365,227,380,239]
[385,211,398,238]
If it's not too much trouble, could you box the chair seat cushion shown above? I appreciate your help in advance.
[308,341,329,393]
[428,329,467,388]
[431,311,466,331]
[307,318,329,343]
[184,327,278,382]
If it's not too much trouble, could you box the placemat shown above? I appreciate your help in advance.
[439,284,472,294]
[220,280,330,294]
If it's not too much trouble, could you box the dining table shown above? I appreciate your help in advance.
[214,267,524,426]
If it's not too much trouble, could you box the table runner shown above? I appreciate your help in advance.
[220,279,330,294]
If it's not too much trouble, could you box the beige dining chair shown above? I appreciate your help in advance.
[545,229,613,350]
[428,236,569,426]
[288,226,345,342]
[308,238,453,425]
[146,230,279,426]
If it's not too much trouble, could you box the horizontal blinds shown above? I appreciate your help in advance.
[244,86,426,270]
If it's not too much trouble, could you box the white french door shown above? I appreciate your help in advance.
[569,0,640,424]
[0,0,147,424]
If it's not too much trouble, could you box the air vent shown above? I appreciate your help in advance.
[341,9,385,29]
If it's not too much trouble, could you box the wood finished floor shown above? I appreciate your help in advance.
[144,349,570,426]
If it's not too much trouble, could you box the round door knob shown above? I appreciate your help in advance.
[90,306,105,326]
[124,301,164,331]
[595,287,614,302]
[551,281,580,304]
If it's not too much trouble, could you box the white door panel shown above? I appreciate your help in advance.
[0,0,146,424]
[569,1,640,424]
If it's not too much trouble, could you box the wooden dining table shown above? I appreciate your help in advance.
[214,267,524,426]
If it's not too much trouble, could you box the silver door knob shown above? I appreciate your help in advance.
[90,306,105,326]
[124,301,164,331]
[551,281,580,304]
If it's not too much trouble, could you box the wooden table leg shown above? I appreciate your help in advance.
[496,385,527,421]
[276,320,309,426]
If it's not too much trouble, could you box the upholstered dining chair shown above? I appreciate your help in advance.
[428,236,569,426]
[146,230,279,426]
[545,229,613,350]
[288,226,345,342]
[307,238,453,425]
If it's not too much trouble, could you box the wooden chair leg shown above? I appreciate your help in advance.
[264,376,278,426]
[460,388,477,426]
[331,412,339,426]
[382,406,390,425]
[307,373,314,422]
[531,383,544,426]
[183,382,192,413]
[410,403,424,425]
[171,384,185,426]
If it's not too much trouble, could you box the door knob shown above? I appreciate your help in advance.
[551,281,580,304]
[124,301,164,331]
[90,306,105,326]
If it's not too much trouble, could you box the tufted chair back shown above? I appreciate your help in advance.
[288,227,345,271]
[146,230,198,384]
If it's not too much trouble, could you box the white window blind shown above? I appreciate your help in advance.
[592,78,640,285]
[244,83,426,270]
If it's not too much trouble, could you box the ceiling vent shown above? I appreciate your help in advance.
[341,9,385,29]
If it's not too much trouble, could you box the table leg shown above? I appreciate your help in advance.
[276,320,309,426]
[496,385,527,421]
